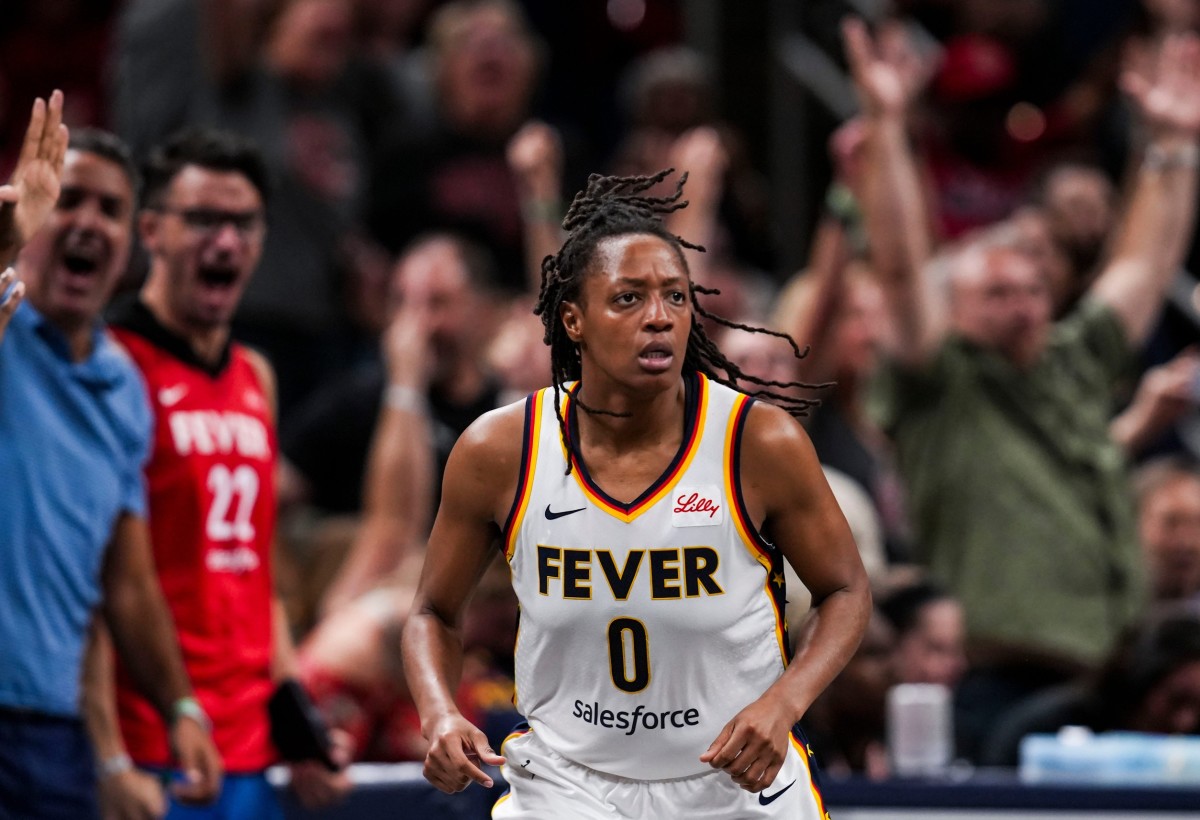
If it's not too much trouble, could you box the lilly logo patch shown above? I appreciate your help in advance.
[671,486,724,527]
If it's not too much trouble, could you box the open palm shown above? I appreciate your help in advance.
[843,18,912,119]
[1123,33,1200,137]
[0,90,68,256]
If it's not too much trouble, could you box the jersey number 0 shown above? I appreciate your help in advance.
[607,618,650,693]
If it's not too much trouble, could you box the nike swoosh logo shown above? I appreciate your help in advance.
[758,779,796,806]
[545,504,586,520]
[158,385,188,407]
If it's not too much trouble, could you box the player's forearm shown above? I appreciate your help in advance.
[103,575,193,721]
[402,608,469,733]
[82,618,129,761]
[768,583,873,723]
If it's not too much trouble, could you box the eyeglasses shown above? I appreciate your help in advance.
[155,206,265,237]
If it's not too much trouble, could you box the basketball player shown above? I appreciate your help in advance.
[85,129,348,818]
[403,171,871,818]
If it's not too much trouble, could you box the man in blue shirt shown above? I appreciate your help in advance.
[0,93,221,818]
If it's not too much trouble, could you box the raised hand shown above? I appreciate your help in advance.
[842,18,919,120]
[0,90,69,264]
[507,120,563,206]
[1122,32,1200,139]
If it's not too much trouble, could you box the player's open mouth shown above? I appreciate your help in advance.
[198,264,239,289]
[58,240,105,281]
[638,343,674,373]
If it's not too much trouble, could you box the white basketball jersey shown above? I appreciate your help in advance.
[503,372,791,780]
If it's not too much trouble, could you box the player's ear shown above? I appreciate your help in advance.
[138,208,161,253]
[560,300,583,343]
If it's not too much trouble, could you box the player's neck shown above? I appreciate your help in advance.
[139,289,230,368]
[574,376,684,450]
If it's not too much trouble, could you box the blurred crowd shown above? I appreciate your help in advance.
[4,0,1200,795]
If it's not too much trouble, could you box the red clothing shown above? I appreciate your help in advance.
[110,313,278,773]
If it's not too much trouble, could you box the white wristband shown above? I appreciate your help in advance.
[385,384,427,415]
[96,753,133,780]
[1143,142,1200,172]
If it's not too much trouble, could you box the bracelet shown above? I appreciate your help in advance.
[385,384,427,415]
[171,696,212,733]
[96,752,133,780]
[1143,142,1200,172]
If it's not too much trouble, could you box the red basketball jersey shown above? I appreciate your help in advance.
[110,317,278,773]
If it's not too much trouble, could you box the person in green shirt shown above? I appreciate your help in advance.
[844,19,1200,757]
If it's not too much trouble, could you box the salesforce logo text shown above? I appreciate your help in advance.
[573,700,700,736]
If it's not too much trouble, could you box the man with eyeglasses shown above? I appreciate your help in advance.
[86,128,351,819]
[0,99,222,817]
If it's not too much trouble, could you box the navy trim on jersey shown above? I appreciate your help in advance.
[108,296,233,378]
[564,371,701,513]
[500,394,537,548]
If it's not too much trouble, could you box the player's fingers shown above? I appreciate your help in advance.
[700,722,734,765]
[42,90,64,158]
[16,97,46,171]
[471,736,506,768]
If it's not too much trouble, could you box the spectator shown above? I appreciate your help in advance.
[1134,456,1200,603]
[982,605,1200,766]
[299,554,519,762]
[847,19,1200,757]
[0,98,220,816]
[803,609,896,779]
[84,128,350,818]
[282,232,504,617]
[368,0,544,291]
[112,0,403,418]
[878,579,968,689]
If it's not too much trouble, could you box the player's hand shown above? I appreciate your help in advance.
[422,714,505,793]
[700,695,791,792]
[288,729,354,809]
[383,298,433,391]
[0,90,68,264]
[0,266,25,341]
[506,120,563,205]
[98,768,167,820]
[167,716,223,805]
[1122,32,1200,140]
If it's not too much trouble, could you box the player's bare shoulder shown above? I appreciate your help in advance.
[444,396,530,524]
[736,399,823,514]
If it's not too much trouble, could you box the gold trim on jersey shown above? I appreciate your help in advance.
[505,390,545,561]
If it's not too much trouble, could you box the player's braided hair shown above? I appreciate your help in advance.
[532,169,824,468]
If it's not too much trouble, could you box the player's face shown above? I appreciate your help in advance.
[561,233,692,391]
[141,164,265,330]
[17,149,134,332]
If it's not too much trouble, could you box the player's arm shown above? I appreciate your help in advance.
[401,403,525,793]
[702,402,871,792]
[0,90,67,337]
[101,512,223,805]
[83,615,169,820]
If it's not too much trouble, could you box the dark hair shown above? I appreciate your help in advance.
[399,231,499,293]
[141,128,271,209]
[1093,606,1200,730]
[879,581,954,638]
[69,128,140,196]
[533,169,822,467]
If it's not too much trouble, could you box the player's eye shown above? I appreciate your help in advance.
[615,292,638,305]
[669,291,687,304]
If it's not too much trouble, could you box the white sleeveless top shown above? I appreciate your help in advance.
[502,372,791,780]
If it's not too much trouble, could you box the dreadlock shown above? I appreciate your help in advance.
[532,168,826,471]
